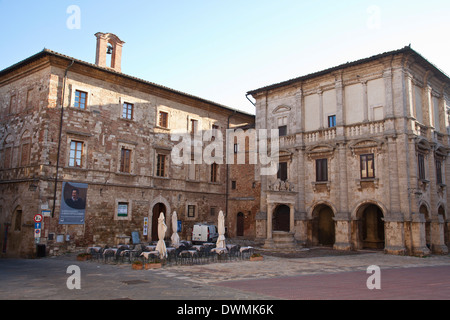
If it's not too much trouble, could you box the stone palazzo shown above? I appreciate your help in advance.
[248,46,450,256]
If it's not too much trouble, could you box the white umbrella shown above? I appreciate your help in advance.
[216,210,226,248]
[155,212,167,259]
[171,211,180,248]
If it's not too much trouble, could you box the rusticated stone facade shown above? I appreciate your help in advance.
[0,33,254,258]
[248,46,450,256]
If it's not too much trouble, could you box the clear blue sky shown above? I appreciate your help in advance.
[1,0,449,114]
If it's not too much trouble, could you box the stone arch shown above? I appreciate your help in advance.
[353,201,385,250]
[307,200,337,220]
[273,204,290,232]
[311,203,335,246]
[438,205,449,248]
[149,195,171,241]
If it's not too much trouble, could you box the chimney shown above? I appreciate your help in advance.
[95,32,125,72]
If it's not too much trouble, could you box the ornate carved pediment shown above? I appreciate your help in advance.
[415,138,431,154]
[272,105,291,114]
[305,144,335,160]
[349,138,383,156]
[435,144,449,158]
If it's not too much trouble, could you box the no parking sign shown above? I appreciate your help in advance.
[34,214,43,239]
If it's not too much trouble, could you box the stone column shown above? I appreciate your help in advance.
[289,204,295,233]
[264,202,274,248]
[333,212,351,251]
[411,212,431,256]
[431,214,449,254]
[384,213,406,255]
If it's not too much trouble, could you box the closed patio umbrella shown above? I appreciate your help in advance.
[155,212,167,259]
[171,211,180,248]
[216,210,226,248]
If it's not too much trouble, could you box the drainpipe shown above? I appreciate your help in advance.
[245,93,256,107]
[52,59,75,218]
[225,110,237,219]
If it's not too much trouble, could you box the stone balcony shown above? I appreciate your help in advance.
[278,119,388,149]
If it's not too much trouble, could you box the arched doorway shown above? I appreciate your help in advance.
[312,204,335,246]
[6,206,24,257]
[357,203,385,249]
[438,206,448,248]
[273,205,290,232]
[420,204,431,249]
[152,203,166,241]
[236,212,244,237]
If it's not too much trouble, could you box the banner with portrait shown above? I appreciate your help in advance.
[59,182,88,225]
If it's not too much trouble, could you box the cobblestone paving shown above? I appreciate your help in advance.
[150,248,450,285]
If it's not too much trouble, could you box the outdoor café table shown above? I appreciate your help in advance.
[87,246,102,252]
[103,248,118,255]
[178,250,198,264]
[192,245,202,251]
[211,247,227,254]
[145,245,156,251]
[140,251,159,261]
[166,247,176,253]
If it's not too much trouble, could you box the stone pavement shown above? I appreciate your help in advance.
[0,247,449,300]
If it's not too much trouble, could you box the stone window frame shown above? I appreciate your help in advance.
[315,158,328,182]
[19,131,31,167]
[186,203,197,220]
[70,86,92,112]
[117,140,137,175]
[360,153,375,179]
[306,145,335,192]
[349,139,383,189]
[156,106,171,130]
[122,101,134,121]
[8,92,17,114]
[65,133,90,169]
[210,162,219,183]
[154,146,171,178]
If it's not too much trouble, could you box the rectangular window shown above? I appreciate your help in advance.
[360,154,375,179]
[436,160,443,184]
[26,89,33,108]
[316,158,328,182]
[418,153,425,180]
[211,163,218,182]
[234,143,239,154]
[231,180,237,190]
[190,119,198,135]
[117,202,128,217]
[122,102,133,120]
[120,148,132,173]
[212,124,219,140]
[159,111,168,128]
[278,125,287,137]
[328,115,336,128]
[188,205,196,218]
[69,141,83,167]
[277,162,288,181]
[20,143,31,166]
[9,95,16,114]
[156,154,166,177]
[74,90,87,110]
[210,207,216,217]
[3,147,12,169]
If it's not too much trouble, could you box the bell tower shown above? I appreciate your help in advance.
[95,32,125,72]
